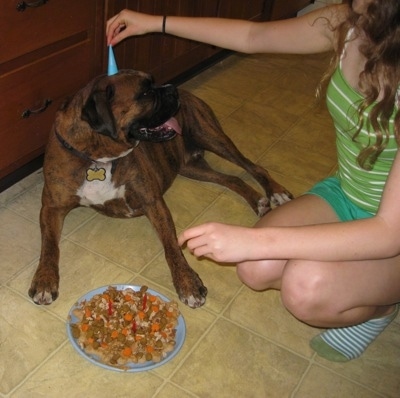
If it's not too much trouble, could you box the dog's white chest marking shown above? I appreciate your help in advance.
[77,162,125,206]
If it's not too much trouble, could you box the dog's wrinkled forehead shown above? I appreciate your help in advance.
[79,69,161,141]
[96,69,152,97]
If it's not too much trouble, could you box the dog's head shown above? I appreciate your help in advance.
[76,70,181,144]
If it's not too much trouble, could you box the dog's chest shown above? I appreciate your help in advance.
[76,162,126,206]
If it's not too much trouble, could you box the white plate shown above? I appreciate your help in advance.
[66,284,186,372]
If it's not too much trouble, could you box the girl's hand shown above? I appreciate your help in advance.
[106,10,162,46]
[178,222,253,263]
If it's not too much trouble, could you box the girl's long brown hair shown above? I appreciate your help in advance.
[321,0,400,170]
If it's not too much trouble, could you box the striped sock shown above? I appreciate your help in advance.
[310,305,398,362]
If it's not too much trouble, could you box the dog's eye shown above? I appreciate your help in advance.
[138,89,155,100]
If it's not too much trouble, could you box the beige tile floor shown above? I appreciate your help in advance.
[1,52,399,398]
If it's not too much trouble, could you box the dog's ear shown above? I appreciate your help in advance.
[81,84,117,139]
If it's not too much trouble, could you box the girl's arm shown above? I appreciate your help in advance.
[178,151,400,264]
[106,5,348,55]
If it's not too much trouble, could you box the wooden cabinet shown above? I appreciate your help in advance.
[0,0,269,190]
[218,0,270,20]
[270,0,313,20]
[0,0,104,187]
[106,0,270,84]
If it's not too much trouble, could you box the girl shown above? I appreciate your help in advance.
[107,1,400,361]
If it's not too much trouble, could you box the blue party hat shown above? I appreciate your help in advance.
[108,45,118,76]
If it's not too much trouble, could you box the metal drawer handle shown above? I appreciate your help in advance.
[22,99,52,118]
[16,0,48,12]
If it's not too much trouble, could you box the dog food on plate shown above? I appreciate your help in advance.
[69,285,180,367]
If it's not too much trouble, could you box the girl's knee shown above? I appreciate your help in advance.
[236,261,263,290]
[236,260,283,290]
[280,262,327,323]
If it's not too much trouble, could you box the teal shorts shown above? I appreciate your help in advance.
[306,177,373,222]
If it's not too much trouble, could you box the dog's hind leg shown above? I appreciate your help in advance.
[188,137,292,208]
[178,90,292,207]
[179,155,271,216]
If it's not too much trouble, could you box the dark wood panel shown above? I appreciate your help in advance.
[106,0,269,84]
[0,43,97,179]
[1,0,270,190]
[0,0,104,184]
[0,0,97,63]
[218,0,267,20]
[270,0,312,20]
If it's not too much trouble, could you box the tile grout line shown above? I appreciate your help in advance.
[6,339,70,397]
[151,282,249,393]
[289,358,315,397]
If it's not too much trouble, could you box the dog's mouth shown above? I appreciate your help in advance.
[131,116,182,142]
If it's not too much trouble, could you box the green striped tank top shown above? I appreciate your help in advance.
[326,66,398,214]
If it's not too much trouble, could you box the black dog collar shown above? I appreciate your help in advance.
[55,130,108,181]
[55,129,96,164]
[54,130,137,182]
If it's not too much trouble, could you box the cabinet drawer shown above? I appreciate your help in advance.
[0,0,97,64]
[0,43,95,179]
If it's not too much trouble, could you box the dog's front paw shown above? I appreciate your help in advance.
[179,285,208,308]
[29,275,59,305]
[174,269,208,308]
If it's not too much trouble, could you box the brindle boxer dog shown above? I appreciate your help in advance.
[29,69,291,308]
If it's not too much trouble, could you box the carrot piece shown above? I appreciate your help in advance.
[111,330,119,339]
[122,347,132,357]
[101,342,108,349]
[135,335,143,341]
[165,310,175,317]
[81,323,90,332]
[146,345,154,353]
[84,307,92,318]
[151,323,160,332]
[121,328,129,336]
[124,312,133,322]
[87,337,94,344]
[148,295,157,302]
[124,294,133,302]
[151,306,159,313]
[138,311,145,320]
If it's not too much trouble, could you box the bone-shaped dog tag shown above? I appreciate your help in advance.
[86,167,106,181]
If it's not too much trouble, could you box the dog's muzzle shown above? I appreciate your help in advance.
[129,84,182,142]
[135,116,182,142]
